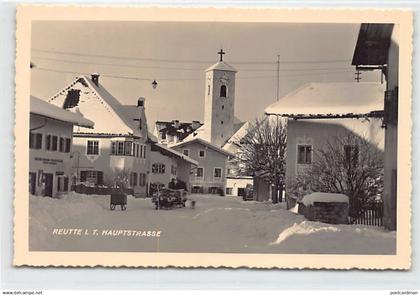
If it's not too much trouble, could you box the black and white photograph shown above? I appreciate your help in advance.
[13,7,412,268]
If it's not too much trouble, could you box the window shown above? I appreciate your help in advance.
[111,141,135,156]
[214,168,222,179]
[196,167,204,178]
[161,132,167,140]
[59,137,65,152]
[183,149,189,156]
[29,132,42,149]
[136,144,140,157]
[297,145,312,164]
[199,150,205,158]
[221,121,224,125]
[226,188,233,195]
[130,172,138,187]
[220,85,227,97]
[222,105,224,110]
[139,119,142,130]
[124,141,132,156]
[344,145,359,167]
[152,163,165,174]
[207,84,210,95]
[80,170,103,185]
[87,140,99,155]
[139,173,147,186]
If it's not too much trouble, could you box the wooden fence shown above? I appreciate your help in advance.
[348,201,383,226]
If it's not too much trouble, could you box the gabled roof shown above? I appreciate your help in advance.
[223,121,250,152]
[206,61,237,72]
[265,82,385,118]
[30,96,94,128]
[48,76,143,136]
[170,137,233,157]
[352,23,394,66]
[151,143,198,166]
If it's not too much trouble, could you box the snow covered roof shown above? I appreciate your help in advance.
[48,76,145,137]
[30,96,94,128]
[151,143,198,166]
[223,121,250,152]
[301,193,349,207]
[170,137,233,157]
[206,61,237,73]
[265,82,385,118]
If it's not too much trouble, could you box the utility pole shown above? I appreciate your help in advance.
[355,70,362,82]
[276,54,280,101]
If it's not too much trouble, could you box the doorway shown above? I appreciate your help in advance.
[43,173,53,197]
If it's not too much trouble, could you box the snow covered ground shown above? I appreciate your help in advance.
[29,193,396,254]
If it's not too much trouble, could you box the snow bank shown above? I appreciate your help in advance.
[302,192,349,206]
[29,193,395,254]
[270,220,395,254]
[271,221,340,245]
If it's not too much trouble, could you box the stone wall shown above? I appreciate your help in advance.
[298,202,349,224]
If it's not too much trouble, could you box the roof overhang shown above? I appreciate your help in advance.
[352,23,394,67]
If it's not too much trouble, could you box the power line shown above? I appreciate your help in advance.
[32,56,352,73]
[34,66,354,81]
[32,48,352,66]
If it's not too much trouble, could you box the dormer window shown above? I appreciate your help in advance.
[220,85,227,98]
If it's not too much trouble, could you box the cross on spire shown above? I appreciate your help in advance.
[218,49,225,62]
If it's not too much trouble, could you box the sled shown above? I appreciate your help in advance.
[110,193,127,211]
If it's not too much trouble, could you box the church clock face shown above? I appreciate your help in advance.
[219,74,230,84]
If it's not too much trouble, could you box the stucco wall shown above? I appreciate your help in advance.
[29,114,74,197]
[226,177,253,196]
[72,136,149,196]
[149,150,178,187]
[172,141,227,192]
[204,69,236,147]
[286,118,385,186]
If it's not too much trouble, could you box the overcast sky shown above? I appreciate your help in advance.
[30,21,380,128]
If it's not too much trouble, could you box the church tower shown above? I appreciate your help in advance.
[203,49,237,147]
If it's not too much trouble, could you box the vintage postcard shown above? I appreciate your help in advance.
[14,6,412,268]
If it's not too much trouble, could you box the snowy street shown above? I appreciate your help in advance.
[29,193,396,254]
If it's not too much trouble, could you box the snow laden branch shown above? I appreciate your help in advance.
[234,117,287,202]
[295,132,384,216]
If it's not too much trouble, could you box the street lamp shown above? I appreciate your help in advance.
[152,80,158,89]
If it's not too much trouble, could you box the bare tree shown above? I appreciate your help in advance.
[295,132,384,216]
[236,116,287,203]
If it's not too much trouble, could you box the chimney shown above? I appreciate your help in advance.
[91,73,100,87]
[172,120,180,129]
[137,97,145,108]
[192,120,201,130]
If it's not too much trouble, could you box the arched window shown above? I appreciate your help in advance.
[220,85,227,97]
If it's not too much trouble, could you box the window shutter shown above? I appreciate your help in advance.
[65,138,71,153]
